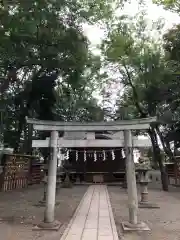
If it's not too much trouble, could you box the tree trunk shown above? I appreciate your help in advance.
[148,126,169,191]
[155,125,176,163]
[13,69,43,153]
[123,63,168,189]
[14,106,29,153]
[27,123,33,155]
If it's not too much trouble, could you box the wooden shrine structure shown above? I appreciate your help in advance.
[27,117,156,231]
[33,131,151,184]
[67,144,125,183]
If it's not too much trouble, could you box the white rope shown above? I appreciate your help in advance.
[63,148,123,153]
[103,150,106,161]
[64,149,69,160]
[111,150,115,160]
[84,150,87,162]
[57,148,62,167]
[59,148,129,161]
[122,149,125,158]
[94,150,97,162]
[76,150,78,161]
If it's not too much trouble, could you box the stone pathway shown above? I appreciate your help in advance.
[60,185,119,240]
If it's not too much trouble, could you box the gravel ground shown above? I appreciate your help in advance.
[108,185,180,240]
[0,184,87,240]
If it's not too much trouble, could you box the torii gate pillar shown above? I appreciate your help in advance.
[122,130,150,231]
[34,130,61,230]
[124,130,138,224]
[44,130,58,223]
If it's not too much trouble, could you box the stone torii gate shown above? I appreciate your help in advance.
[27,117,156,231]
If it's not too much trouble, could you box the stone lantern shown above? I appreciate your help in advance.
[38,161,62,206]
[136,158,159,208]
[62,161,72,188]
[38,163,48,205]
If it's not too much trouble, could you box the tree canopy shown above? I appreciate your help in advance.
[153,0,180,12]
[99,9,180,190]
[0,0,115,150]
[1,0,180,190]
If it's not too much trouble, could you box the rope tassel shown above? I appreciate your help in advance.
[67,150,69,160]
[94,151,97,162]
[111,150,115,160]
[103,150,106,161]
[84,150,87,162]
[122,149,125,158]
[76,150,78,161]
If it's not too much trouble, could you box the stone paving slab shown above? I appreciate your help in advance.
[60,185,119,240]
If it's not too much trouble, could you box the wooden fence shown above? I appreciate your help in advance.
[29,162,44,185]
[165,161,180,185]
[0,154,42,191]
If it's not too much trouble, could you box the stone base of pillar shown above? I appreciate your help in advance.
[33,220,62,231]
[38,199,46,206]
[138,201,160,209]
[34,201,61,207]
[141,192,148,202]
[122,221,150,231]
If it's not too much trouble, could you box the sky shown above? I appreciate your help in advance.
[83,0,180,108]
[84,0,180,46]
[83,0,180,155]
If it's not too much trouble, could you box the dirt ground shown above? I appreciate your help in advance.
[108,185,180,240]
[1,183,180,240]
[0,184,87,240]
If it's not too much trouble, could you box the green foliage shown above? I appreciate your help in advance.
[153,0,180,12]
[0,0,111,149]
[101,13,173,119]
[163,24,180,62]
[0,0,89,86]
[159,23,180,146]
[101,11,180,172]
[54,85,104,122]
